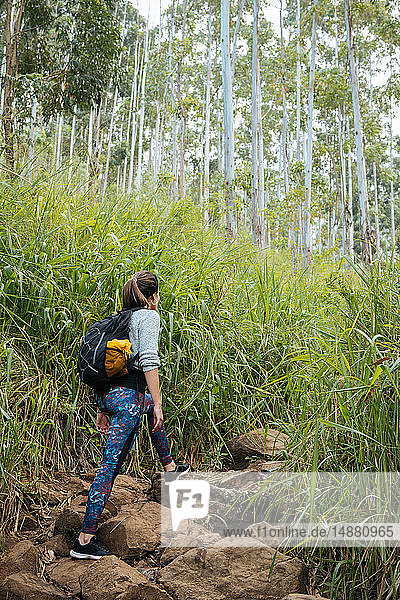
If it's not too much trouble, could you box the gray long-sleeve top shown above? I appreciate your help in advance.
[128,308,161,372]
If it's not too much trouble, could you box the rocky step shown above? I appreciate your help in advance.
[226,427,290,464]
[0,466,331,600]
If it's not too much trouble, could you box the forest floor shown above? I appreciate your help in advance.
[0,428,330,600]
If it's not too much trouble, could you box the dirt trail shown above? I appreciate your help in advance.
[0,429,330,600]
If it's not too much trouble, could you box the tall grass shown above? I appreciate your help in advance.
[1,172,400,598]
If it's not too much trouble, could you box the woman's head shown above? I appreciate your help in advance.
[122,271,159,309]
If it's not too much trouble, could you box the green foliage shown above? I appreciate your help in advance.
[1,170,400,596]
[16,0,121,119]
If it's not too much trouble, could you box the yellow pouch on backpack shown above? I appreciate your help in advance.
[105,339,132,377]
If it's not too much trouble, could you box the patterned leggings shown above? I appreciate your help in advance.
[81,386,173,535]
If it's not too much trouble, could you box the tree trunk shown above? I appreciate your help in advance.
[231,0,245,82]
[203,3,212,225]
[27,96,37,180]
[221,0,236,239]
[127,42,142,195]
[123,43,138,192]
[56,113,63,170]
[369,57,380,254]
[280,0,289,196]
[68,106,76,184]
[136,24,149,189]
[0,43,7,115]
[169,0,178,197]
[373,161,380,254]
[296,0,302,256]
[178,0,187,199]
[390,101,395,248]
[339,108,351,256]
[3,0,25,176]
[91,98,103,193]
[86,105,94,182]
[251,0,261,247]
[345,0,372,264]
[102,85,119,199]
[346,117,354,255]
[302,0,317,267]
[256,49,265,247]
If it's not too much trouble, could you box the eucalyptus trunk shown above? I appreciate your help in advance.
[251,0,261,247]
[169,0,178,197]
[90,99,103,192]
[86,106,94,181]
[296,0,302,255]
[390,105,395,248]
[56,114,63,170]
[339,109,351,256]
[102,85,119,199]
[345,0,372,264]
[373,162,380,254]
[68,106,76,184]
[27,96,37,179]
[123,43,138,191]
[178,0,188,199]
[127,43,142,196]
[0,43,7,115]
[203,3,212,225]
[221,0,236,239]
[256,34,265,246]
[3,0,24,176]
[136,25,149,189]
[346,117,354,254]
[303,0,318,267]
[231,0,245,82]
[280,0,289,196]
[369,59,380,254]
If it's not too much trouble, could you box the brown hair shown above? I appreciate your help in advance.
[122,271,159,309]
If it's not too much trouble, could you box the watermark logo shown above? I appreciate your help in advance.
[168,479,210,531]
[161,471,400,547]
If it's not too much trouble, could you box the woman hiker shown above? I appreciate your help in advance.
[70,271,190,559]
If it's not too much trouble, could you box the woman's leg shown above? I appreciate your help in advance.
[143,392,174,469]
[80,388,144,537]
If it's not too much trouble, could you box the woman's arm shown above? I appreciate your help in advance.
[144,368,163,433]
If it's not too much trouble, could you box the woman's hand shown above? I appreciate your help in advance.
[96,411,110,434]
[144,368,164,433]
[152,404,164,433]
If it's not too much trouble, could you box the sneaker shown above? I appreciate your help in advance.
[70,536,113,560]
[164,462,191,484]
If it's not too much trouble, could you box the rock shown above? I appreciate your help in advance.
[53,506,111,537]
[283,596,330,600]
[53,509,83,537]
[39,486,66,507]
[97,501,163,559]
[212,470,266,488]
[39,534,74,558]
[108,475,149,510]
[19,514,38,532]
[247,460,289,472]
[133,558,159,582]
[0,541,38,582]
[158,538,307,600]
[148,472,162,504]
[0,572,68,600]
[226,428,289,463]
[80,555,173,600]
[40,476,89,507]
[65,476,90,495]
[160,522,221,566]
[46,557,92,595]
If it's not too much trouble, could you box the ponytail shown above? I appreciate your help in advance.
[122,271,159,309]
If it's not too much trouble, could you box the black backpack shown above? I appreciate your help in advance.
[77,307,142,390]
